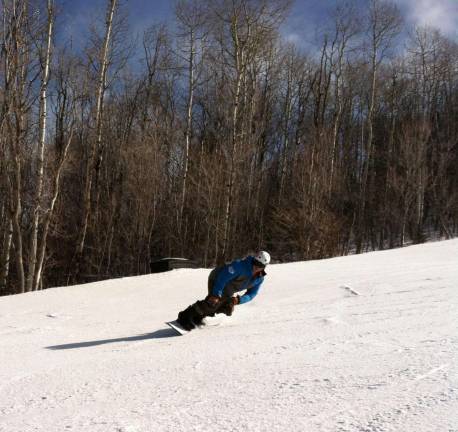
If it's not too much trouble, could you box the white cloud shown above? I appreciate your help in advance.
[395,0,458,38]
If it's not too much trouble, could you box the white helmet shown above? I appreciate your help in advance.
[253,250,271,267]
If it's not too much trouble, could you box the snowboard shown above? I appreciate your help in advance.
[166,315,224,336]
[166,320,190,336]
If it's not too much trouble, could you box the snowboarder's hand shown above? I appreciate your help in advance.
[206,295,221,307]
[217,301,234,316]
[231,295,240,305]
[225,302,234,316]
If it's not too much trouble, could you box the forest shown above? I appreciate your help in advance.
[1,0,457,295]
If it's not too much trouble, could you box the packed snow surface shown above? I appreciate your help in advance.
[1,240,457,432]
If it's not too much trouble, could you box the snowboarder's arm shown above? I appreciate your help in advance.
[239,284,261,304]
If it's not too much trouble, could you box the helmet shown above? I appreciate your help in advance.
[253,250,271,268]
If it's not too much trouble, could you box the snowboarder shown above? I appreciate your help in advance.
[175,251,271,331]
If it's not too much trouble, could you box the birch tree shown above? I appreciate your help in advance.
[33,49,77,290]
[2,0,33,293]
[26,0,54,292]
[72,0,117,282]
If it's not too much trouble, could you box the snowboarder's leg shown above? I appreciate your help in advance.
[177,298,220,331]
[177,268,235,331]
[207,268,234,316]
[207,267,220,295]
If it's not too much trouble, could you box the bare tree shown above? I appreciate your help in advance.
[1,0,458,296]
[356,0,402,252]
[1,0,36,293]
[175,0,208,236]
[72,0,118,282]
[26,0,54,292]
[33,49,77,290]
[325,1,360,195]
[210,0,290,260]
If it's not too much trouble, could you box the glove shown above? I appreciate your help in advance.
[206,295,221,307]
[231,295,240,305]
[219,296,240,317]
[219,301,234,316]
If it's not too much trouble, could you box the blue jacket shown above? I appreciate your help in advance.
[211,256,265,304]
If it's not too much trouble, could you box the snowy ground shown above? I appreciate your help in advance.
[1,240,457,432]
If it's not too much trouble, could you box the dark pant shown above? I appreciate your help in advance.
[177,268,233,331]
[177,296,233,330]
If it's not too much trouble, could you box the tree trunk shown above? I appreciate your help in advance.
[0,219,13,294]
[278,61,292,204]
[34,127,74,290]
[72,0,117,282]
[179,29,195,233]
[221,17,244,261]
[27,0,54,292]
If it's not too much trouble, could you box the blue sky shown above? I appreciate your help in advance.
[56,0,458,51]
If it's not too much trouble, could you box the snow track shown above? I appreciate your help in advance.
[0,240,457,431]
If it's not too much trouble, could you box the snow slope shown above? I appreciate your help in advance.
[1,240,457,432]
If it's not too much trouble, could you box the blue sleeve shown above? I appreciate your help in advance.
[211,261,243,297]
[239,279,263,304]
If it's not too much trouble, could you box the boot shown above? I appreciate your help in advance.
[177,298,219,331]
[177,306,197,331]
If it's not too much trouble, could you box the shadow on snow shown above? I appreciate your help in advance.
[45,328,179,350]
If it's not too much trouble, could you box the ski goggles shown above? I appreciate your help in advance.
[253,259,266,269]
